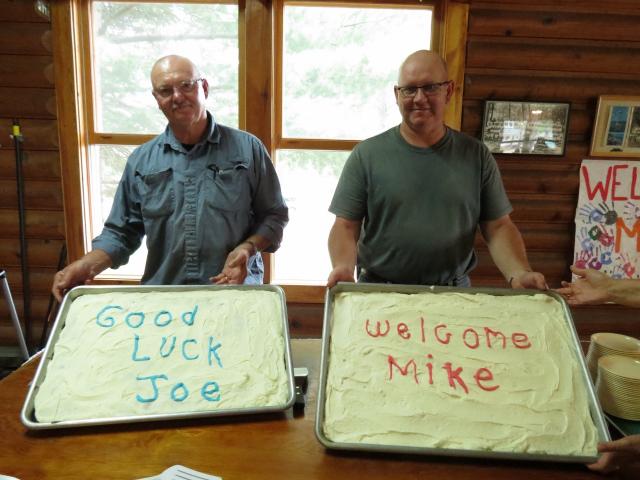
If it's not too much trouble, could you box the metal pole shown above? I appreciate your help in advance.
[0,270,29,361]
[11,119,32,351]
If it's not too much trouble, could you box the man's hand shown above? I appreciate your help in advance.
[327,265,356,288]
[210,243,253,285]
[510,271,548,290]
[556,265,612,306]
[587,435,640,474]
[52,250,112,302]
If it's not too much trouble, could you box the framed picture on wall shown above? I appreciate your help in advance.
[481,100,570,155]
[590,95,640,158]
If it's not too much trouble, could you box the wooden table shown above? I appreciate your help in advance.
[0,339,627,479]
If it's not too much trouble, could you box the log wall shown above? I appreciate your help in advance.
[0,1,62,351]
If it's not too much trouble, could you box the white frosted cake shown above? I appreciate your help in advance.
[34,289,290,422]
[323,291,599,456]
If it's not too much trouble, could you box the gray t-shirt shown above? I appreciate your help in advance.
[329,126,511,285]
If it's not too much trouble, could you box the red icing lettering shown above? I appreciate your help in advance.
[511,332,532,349]
[484,327,506,349]
[474,367,500,391]
[425,353,434,385]
[365,319,390,338]
[420,316,426,343]
[388,355,418,384]
[434,324,452,345]
[397,322,411,340]
[442,362,469,394]
[462,328,480,349]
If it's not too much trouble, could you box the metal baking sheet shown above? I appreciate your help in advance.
[315,282,610,463]
[22,284,295,430]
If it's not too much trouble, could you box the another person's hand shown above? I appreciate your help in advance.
[587,435,640,474]
[556,265,612,306]
[510,271,548,290]
[210,243,253,285]
[327,265,355,288]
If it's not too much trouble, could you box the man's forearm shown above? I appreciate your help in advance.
[607,279,640,307]
[483,220,532,282]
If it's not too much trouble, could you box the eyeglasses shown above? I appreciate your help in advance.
[154,78,204,99]
[395,81,451,98]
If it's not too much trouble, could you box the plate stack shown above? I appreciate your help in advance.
[596,355,640,421]
[586,333,640,381]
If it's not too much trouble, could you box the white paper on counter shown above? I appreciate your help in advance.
[137,464,222,480]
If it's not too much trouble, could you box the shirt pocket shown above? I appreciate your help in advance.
[206,162,251,211]
[137,168,176,218]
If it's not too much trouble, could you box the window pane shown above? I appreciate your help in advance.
[282,5,432,140]
[273,150,350,284]
[92,1,239,134]
[88,145,147,278]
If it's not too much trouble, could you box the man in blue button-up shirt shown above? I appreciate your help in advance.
[52,55,288,301]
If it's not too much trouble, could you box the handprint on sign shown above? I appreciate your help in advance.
[588,247,603,270]
[579,227,594,251]
[597,202,618,225]
[588,225,602,240]
[578,203,605,224]
[597,226,615,247]
[574,250,592,269]
[618,253,637,278]
[599,248,614,266]
[623,201,640,222]
[610,264,625,279]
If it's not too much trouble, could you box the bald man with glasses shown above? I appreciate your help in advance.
[53,55,288,301]
[328,50,546,290]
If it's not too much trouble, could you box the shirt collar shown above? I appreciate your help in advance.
[161,111,221,152]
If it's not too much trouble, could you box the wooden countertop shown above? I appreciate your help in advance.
[0,339,625,479]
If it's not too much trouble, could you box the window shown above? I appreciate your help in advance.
[54,0,466,300]
[273,1,434,289]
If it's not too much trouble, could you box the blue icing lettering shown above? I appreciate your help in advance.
[181,305,198,326]
[171,383,189,402]
[207,337,223,368]
[182,338,199,361]
[154,310,172,327]
[136,374,168,403]
[131,334,150,362]
[159,335,177,358]
[96,305,123,328]
[201,381,221,402]
[125,311,145,328]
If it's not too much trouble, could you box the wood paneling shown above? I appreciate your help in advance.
[0,55,54,87]
[0,23,51,55]
[0,179,62,209]
[0,1,48,23]
[465,0,640,309]
[0,119,59,149]
[0,150,60,178]
[0,87,56,118]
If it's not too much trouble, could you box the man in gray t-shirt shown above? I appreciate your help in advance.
[328,50,546,289]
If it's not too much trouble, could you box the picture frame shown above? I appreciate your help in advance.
[590,95,640,158]
[481,100,570,155]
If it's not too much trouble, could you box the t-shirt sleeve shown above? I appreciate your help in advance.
[328,147,367,220]
[479,147,512,221]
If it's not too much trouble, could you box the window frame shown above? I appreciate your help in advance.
[51,0,467,301]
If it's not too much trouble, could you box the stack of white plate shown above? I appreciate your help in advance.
[596,355,640,421]
[586,332,640,381]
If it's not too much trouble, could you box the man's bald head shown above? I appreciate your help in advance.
[150,55,201,89]
[397,50,448,85]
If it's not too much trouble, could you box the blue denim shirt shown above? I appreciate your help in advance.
[92,113,288,285]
